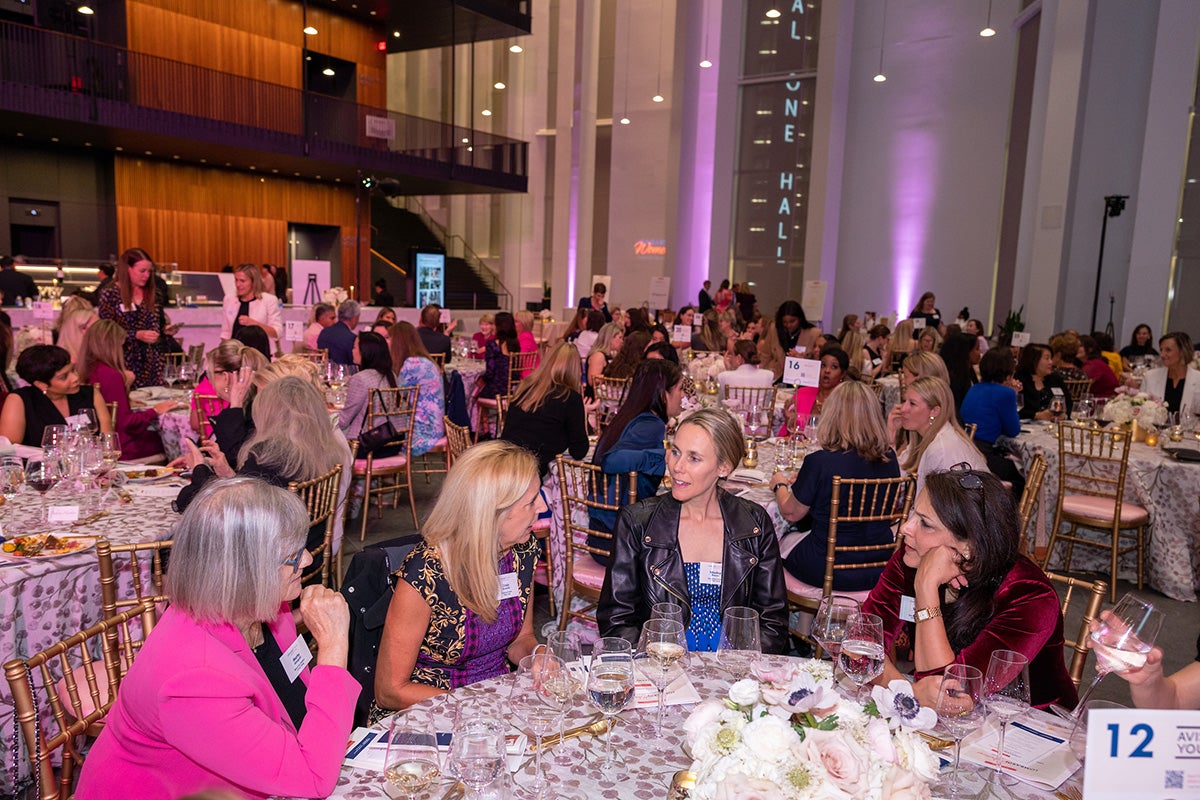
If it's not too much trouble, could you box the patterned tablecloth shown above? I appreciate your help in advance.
[1009,425,1200,601]
[319,651,1075,800]
[0,483,180,793]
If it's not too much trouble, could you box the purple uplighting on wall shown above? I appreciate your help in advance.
[891,129,938,320]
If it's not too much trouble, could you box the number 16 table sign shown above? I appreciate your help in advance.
[1085,709,1200,798]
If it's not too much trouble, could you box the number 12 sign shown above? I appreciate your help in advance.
[1085,709,1200,798]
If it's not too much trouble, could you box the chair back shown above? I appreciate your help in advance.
[96,538,172,655]
[297,349,329,367]
[105,401,117,427]
[1017,452,1049,554]
[427,352,445,371]
[186,343,205,366]
[1056,422,1132,508]
[162,351,186,368]
[288,462,346,588]
[1046,571,1108,687]
[508,351,539,392]
[554,457,638,628]
[590,375,630,432]
[963,422,978,440]
[4,602,151,800]
[1062,377,1092,403]
[722,385,778,416]
[443,416,472,464]
[193,393,223,438]
[821,474,916,598]
[363,386,419,456]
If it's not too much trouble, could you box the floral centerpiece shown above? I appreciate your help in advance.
[1100,387,1168,427]
[321,286,349,306]
[682,661,939,800]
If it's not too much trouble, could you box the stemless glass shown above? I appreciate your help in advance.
[544,630,584,767]
[810,595,859,664]
[510,652,566,796]
[384,711,441,800]
[716,606,761,678]
[447,717,506,800]
[636,619,689,735]
[586,638,635,771]
[935,664,985,798]
[984,649,1030,786]
[837,612,885,701]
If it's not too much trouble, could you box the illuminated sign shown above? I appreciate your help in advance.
[634,240,667,256]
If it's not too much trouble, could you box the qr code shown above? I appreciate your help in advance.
[1164,770,1183,790]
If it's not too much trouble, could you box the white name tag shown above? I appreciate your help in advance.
[1011,331,1031,347]
[783,357,820,387]
[280,635,313,683]
[672,325,690,342]
[912,318,926,330]
[699,562,722,586]
[284,320,304,342]
[899,595,916,623]
[497,571,520,601]
[872,357,882,366]
[48,505,79,524]
[1050,387,1064,397]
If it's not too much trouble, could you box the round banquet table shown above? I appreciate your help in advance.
[1009,422,1200,601]
[0,478,181,794]
[317,651,1078,800]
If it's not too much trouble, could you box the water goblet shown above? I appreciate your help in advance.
[586,638,635,772]
[635,618,688,735]
[716,606,761,678]
[0,457,25,502]
[447,717,506,800]
[510,652,566,795]
[810,595,859,666]
[983,649,1030,786]
[650,602,684,626]
[40,424,68,452]
[934,664,985,797]
[837,612,885,702]
[162,362,178,389]
[384,710,441,800]
[544,631,584,767]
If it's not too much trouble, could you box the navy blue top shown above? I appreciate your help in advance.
[782,448,900,591]
[960,382,1021,444]
[317,322,357,365]
[587,412,666,559]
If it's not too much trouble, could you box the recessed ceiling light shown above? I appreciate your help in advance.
[272,169,279,173]
[50,137,59,142]
[322,67,335,76]
[144,150,152,155]
[260,178,265,183]
[249,165,256,170]
[481,109,492,116]
[467,146,473,152]
[369,10,375,15]
[334,177,341,181]
[200,158,207,163]
[462,137,469,143]
[225,162,231,167]
[315,174,322,179]
[494,82,506,90]
[765,9,781,18]
[172,154,180,159]
[509,44,523,53]
[303,26,318,35]
[699,59,712,68]
[115,146,122,151]
[84,142,92,147]
[15,132,23,137]
[294,172,300,176]
[393,30,401,38]
[77,4,94,14]
[652,94,664,103]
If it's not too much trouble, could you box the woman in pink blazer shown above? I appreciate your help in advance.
[76,477,360,800]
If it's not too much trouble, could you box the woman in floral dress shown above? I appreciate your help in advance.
[387,321,445,456]
[97,247,163,389]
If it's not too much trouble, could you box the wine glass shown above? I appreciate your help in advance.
[716,606,761,678]
[162,362,178,389]
[1059,593,1163,720]
[747,404,769,441]
[586,637,635,771]
[635,618,688,735]
[384,711,441,800]
[935,664,985,798]
[544,631,584,767]
[97,433,122,472]
[1068,699,1128,762]
[447,716,506,800]
[510,652,566,795]
[41,424,68,452]
[810,595,859,664]
[26,459,60,495]
[837,612,885,702]
[0,457,24,502]
[983,649,1030,786]
[650,602,684,626]
[1049,396,1066,421]
[1014,392,1024,414]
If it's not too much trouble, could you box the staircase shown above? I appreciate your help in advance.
[369,197,509,311]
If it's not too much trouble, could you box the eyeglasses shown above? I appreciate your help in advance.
[949,462,984,490]
[282,546,306,574]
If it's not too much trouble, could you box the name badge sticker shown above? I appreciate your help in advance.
[1050,387,1064,397]
[912,318,926,330]
[899,595,916,623]
[48,506,80,524]
[65,413,89,428]
[699,562,722,586]
[280,635,313,683]
[498,572,520,601]
[1011,331,1032,348]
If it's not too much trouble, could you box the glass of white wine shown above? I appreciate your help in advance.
[384,711,441,800]
[544,630,584,767]
[635,618,688,736]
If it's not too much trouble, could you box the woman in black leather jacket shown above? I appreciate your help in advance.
[597,407,789,654]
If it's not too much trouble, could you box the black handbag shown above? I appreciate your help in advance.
[357,388,398,454]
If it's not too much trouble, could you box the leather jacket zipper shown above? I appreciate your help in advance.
[652,571,689,608]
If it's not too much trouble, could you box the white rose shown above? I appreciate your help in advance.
[881,766,932,800]
[729,679,762,707]
[741,715,800,765]
[864,718,898,764]
[684,700,729,751]
[892,731,941,783]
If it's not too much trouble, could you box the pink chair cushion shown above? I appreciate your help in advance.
[784,570,872,605]
[55,665,115,722]
[353,454,408,471]
[534,563,549,587]
[433,436,448,449]
[1061,494,1149,526]
[476,398,498,408]
[569,556,606,590]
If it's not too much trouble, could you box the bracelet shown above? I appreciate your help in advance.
[771,483,788,493]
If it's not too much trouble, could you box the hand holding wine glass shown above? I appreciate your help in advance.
[636,618,688,735]
[983,649,1030,786]
[934,664,984,798]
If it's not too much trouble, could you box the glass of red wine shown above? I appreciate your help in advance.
[26,460,60,495]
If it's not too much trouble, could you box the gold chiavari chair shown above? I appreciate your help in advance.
[427,352,445,371]
[105,401,117,426]
[1017,453,1049,557]
[186,343,205,366]
[161,351,186,370]
[1046,571,1108,688]
[296,349,329,368]
[784,474,916,648]
[1044,422,1148,602]
[508,351,540,393]
[96,538,172,656]
[288,462,346,589]
[4,603,151,800]
[355,386,419,538]
[443,416,472,465]
[963,422,978,440]
[496,394,512,436]
[193,393,223,439]
[721,385,778,415]
[1062,377,1093,404]
[554,457,638,631]
[590,376,631,433]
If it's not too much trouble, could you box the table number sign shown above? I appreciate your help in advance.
[1011,331,1032,348]
[284,320,304,342]
[783,357,819,387]
[1085,709,1200,799]
[32,302,55,320]
[673,325,691,342]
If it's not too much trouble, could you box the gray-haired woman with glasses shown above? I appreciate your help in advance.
[861,468,1077,712]
[77,477,360,800]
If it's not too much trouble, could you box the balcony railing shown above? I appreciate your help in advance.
[0,20,526,184]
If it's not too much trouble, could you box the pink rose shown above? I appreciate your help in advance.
[882,766,932,800]
[865,718,898,764]
[714,772,785,800]
[807,729,869,797]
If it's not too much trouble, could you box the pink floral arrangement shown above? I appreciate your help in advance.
[1101,387,1168,426]
[681,660,939,800]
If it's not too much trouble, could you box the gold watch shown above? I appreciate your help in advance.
[914,605,942,623]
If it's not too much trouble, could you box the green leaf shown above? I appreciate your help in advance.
[864,699,881,718]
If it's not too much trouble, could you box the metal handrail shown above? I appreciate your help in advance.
[397,197,511,310]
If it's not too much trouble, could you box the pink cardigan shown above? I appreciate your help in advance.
[76,604,360,800]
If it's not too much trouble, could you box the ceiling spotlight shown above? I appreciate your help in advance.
[509,44,523,53]
[494,82,506,90]
[979,25,996,37]
[765,9,781,18]
[619,117,631,125]
[303,25,318,35]
[699,58,712,68]
[50,137,59,143]
[873,72,887,83]
[322,67,335,76]
[77,4,95,14]
[461,137,469,143]
[481,109,492,116]
[393,31,401,38]
[361,176,377,189]
[652,94,664,103]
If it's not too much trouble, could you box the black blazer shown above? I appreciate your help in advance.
[598,490,789,654]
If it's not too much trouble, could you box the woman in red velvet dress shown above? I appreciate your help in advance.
[863,468,1078,711]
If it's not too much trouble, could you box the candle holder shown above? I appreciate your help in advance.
[742,438,758,468]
